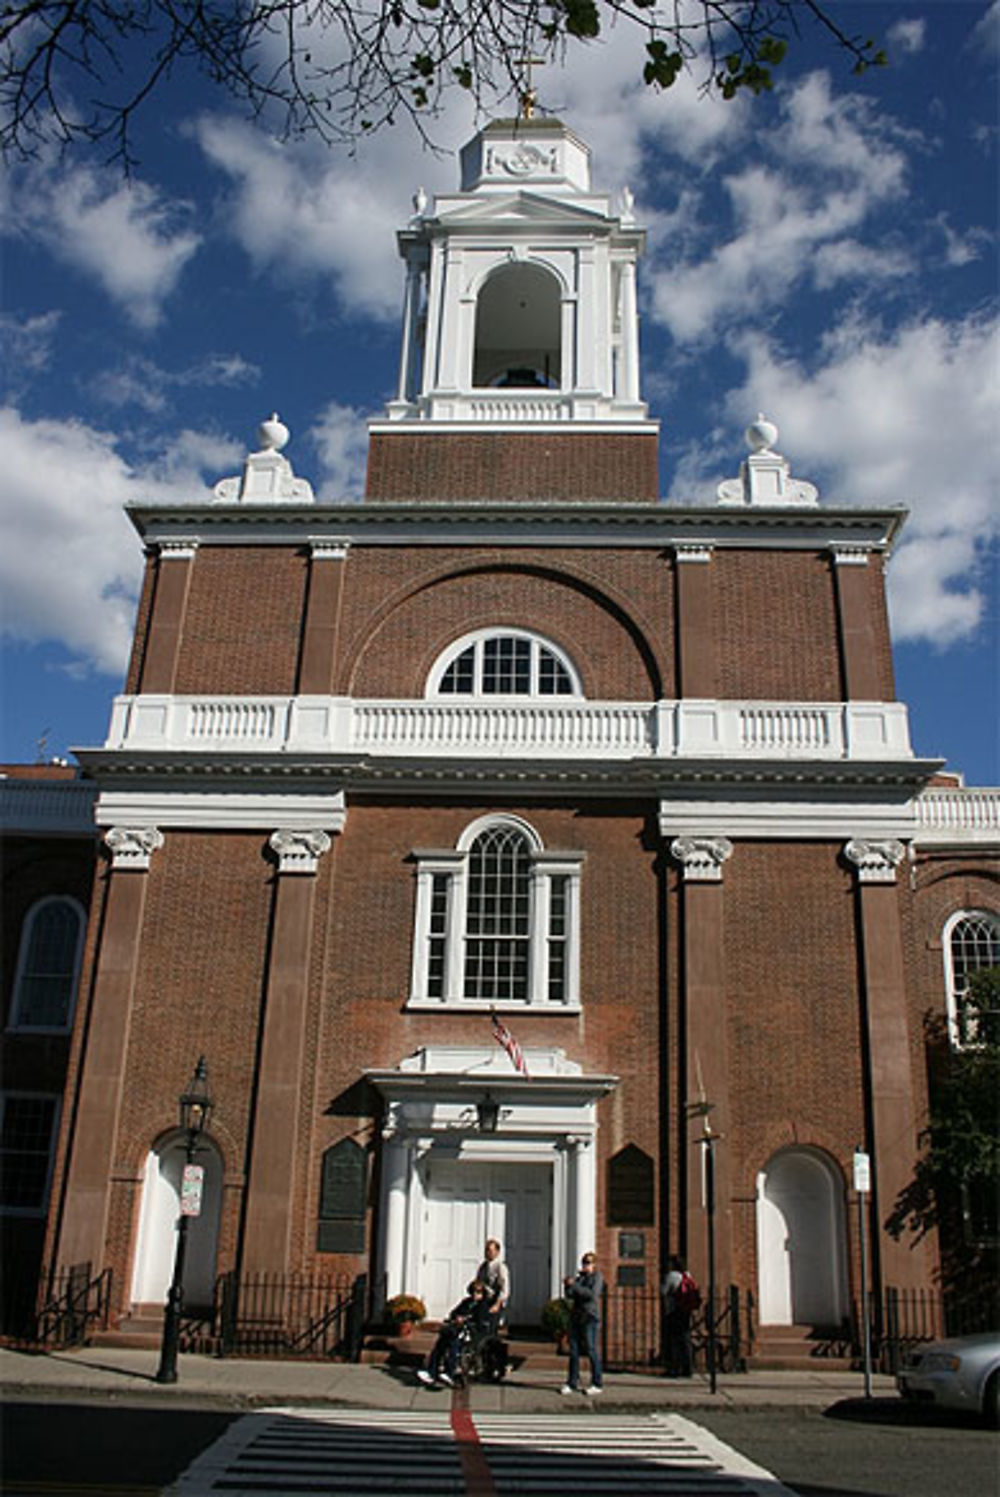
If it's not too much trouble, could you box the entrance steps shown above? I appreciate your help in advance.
[91,1303,219,1353]
[749,1323,855,1371]
[361,1326,567,1374]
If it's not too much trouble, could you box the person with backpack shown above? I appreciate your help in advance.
[662,1254,700,1377]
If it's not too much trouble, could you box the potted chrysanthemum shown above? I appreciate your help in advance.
[385,1293,427,1336]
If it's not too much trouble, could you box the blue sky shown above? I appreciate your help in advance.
[1,1,997,784]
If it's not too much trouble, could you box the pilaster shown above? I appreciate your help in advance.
[241,828,334,1275]
[673,544,716,699]
[844,837,937,1294]
[670,833,734,1289]
[139,541,197,694]
[831,546,885,700]
[53,826,164,1272]
[297,540,350,696]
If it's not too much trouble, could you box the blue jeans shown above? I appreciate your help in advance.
[568,1315,602,1389]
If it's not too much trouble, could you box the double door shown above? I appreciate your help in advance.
[421,1159,551,1324]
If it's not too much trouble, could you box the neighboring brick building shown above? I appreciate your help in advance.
[15,114,997,1349]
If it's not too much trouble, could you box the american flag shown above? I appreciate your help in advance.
[491,1011,529,1078]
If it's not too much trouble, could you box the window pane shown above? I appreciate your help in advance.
[427,873,449,999]
[0,1096,58,1211]
[14,901,82,1028]
[465,826,530,1001]
[950,913,1000,1046]
[440,646,476,694]
[483,636,531,694]
[548,875,568,1002]
[538,648,573,695]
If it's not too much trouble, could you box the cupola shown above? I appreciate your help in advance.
[366,115,660,503]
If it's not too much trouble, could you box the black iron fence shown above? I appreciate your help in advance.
[34,1262,113,1349]
[601,1284,749,1373]
[215,1270,367,1360]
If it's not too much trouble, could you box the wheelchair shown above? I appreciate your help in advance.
[452,1319,509,1384]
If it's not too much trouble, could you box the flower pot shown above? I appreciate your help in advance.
[397,1319,414,1337]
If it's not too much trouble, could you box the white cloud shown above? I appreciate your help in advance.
[310,402,371,501]
[0,407,235,674]
[91,351,260,412]
[6,165,200,327]
[887,18,927,55]
[703,313,1000,647]
[0,311,62,395]
[970,1,1000,60]
[645,72,913,344]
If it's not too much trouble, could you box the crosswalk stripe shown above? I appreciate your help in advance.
[165,1407,796,1497]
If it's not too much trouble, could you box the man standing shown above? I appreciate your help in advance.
[475,1238,510,1324]
[662,1254,698,1377]
[561,1251,604,1395]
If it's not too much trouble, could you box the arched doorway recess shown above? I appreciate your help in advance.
[130,1134,224,1310]
[756,1147,848,1326]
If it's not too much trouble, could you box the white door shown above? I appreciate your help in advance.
[130,1138,223,1309]
[757,1149,847,1326]
[421,1160,552,1324]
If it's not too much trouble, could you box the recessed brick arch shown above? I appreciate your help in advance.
[344,558,666,700]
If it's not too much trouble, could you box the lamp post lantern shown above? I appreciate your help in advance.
[155,1056,213,1386]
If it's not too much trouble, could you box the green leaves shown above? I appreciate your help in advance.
[643,40,683,91]
[716,35,787,99]
[551,0,601,41]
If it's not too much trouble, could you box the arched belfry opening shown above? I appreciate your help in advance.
[473,262,561,389]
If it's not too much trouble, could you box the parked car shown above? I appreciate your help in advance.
[897,1332,1000,1426]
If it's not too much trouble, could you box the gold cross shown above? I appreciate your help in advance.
[514,55,545,118]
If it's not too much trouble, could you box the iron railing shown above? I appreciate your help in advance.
[215,1270,367,1360]
[600,1284,749,1373]
[35,1262,113,1349]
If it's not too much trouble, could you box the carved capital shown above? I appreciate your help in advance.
[309,538,351,561]
[843,838,905,884]
[670,835,733,882]
[830,544,872,567]
[158,539,199,561]
[269,828,332,874]
[674,542,714,564]
[104,826,164,870]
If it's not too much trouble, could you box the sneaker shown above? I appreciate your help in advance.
[438,1372,454,1387]
[416,1369,435,1386]
[560,1384,578,1395]
[584,1385,603,1396]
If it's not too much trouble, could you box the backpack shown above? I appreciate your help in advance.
[675,1271,701,1313]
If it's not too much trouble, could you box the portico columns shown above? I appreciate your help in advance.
[844,838,938,1294]
[670,834,734,1290]
[240,829,334,1275]
[53,826,164,1272]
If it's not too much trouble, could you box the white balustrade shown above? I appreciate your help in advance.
[103,694,919,765]
[914,788,1000,840]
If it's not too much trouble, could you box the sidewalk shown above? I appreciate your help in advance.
[0,1344,895,1413]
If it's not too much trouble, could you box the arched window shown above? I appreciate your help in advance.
[409,814,583,1009]
[472,262,562,390]
[429,630,580,698]
[944,910,1000,1047]
[9,897,86,1031]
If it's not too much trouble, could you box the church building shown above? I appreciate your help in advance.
[7,112,997,1354]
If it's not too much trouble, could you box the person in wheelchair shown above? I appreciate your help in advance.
[416,1280,494,1387]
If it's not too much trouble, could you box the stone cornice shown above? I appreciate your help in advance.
[125,500,906,553]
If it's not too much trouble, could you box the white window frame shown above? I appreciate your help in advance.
[0,1091,62,1217]
[8,896,86,1033]
[426,628,582,698]
[408,813,583,1011]
[942,908,1000,1049]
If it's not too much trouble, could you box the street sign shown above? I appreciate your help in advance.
[853,1150,871,1194]
[181,1163,204,1217]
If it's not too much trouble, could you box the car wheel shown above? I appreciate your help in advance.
[984,1371,1000,1430]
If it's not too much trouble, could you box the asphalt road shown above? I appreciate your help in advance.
[1,1396,997,1496]
[694,1399,1000,1497]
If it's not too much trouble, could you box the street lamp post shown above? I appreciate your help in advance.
[688,1098,721,1395]
[155,1056,213,1386]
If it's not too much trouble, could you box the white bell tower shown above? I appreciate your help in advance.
[367,115,660,502]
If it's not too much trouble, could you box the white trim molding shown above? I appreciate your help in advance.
[843,838,905,884]
[673,543,714,564]
[670,835,733,883]
[95,790,348,834]
[829,544,873,567]
[268,828,333,874]
[104,825,164,870]
[157,539,199,561]
[309,538,350,561]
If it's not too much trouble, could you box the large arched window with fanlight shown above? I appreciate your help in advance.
[427,629,581,699]
[409,814,583,1009]
[943,909,1000,1048]
[8,897,86,1032]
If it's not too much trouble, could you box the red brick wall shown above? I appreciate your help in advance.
[715,551,843,701]
[170,548,308,695]
[366,431,660,502]
[723,842,865,1290]
[342,551,670,699]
